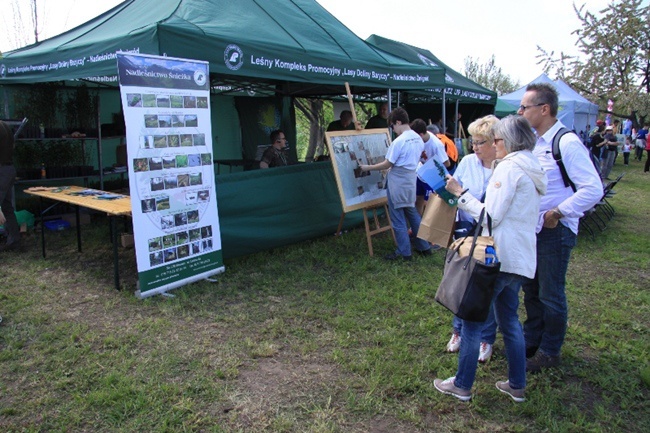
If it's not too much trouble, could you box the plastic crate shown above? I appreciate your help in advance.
[44,219,71,231]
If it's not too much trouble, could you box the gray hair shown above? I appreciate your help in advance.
[426,124,440,134]
[493,115,536,153]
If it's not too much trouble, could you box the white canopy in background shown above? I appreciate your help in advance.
[500,73,599,135]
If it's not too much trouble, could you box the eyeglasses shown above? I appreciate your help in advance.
[470,139,488,146]
[518,103,545,112]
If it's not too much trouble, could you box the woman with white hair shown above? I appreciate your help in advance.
[434,115,547,402]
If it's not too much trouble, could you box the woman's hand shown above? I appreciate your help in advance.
[359,164,369,172]
[445,175,463,197]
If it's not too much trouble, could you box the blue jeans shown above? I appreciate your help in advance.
[386,185,430,256]
[0,165,20,246]
[523,224,577,357]
[454,272,526,391]
[452,302,498,344]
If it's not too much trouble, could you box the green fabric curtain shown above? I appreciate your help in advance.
[215,161,364,258]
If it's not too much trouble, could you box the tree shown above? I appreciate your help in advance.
[462,55,520,95]
[3,0,44,50]
[537,0,650,126]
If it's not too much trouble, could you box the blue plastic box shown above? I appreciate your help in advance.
[44,219,71,231]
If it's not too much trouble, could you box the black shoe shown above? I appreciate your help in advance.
[415,248,432,256]
[525,346,538,359]
[526,351,561,373]
[0,241,25,253]
[384,252,411,261]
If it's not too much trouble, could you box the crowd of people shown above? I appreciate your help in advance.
[355,84,602,403]
[585,118,650,176]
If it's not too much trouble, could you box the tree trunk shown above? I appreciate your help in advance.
[295,98,325,162]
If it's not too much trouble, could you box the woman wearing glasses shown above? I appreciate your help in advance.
[444,115,499,363]
[435,115,547,402]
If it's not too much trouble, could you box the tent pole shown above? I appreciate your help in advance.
[97,97,104,190]
[442,90,447,134]
[454,100,460,138]
[387,89,392,111]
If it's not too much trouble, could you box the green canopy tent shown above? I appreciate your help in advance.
[1,0,448,259]
[365,35,497,137]
[0,0,444,93]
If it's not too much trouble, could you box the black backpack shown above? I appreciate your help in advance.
[552,127,602,191]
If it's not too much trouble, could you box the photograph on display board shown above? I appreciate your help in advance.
[325,129,391,213]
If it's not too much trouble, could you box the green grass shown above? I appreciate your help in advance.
[1,160,649,432]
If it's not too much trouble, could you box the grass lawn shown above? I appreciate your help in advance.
[1,159,649,432]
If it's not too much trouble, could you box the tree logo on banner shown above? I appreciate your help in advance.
[193,69,207,86]
[224,44,244,71]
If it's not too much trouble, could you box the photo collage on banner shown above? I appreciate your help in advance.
[118,53,224,298]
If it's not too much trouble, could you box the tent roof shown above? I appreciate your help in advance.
[365,34,497,104]
[500,73,598,115]
[494,98,519,118]
[0,0,445,96]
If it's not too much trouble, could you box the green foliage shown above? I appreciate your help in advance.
[537,0,650,124]
[462,55,520,95]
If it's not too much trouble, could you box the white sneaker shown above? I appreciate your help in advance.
[434,376,472,401]
[478,342,493,363]
[446,332,461,353]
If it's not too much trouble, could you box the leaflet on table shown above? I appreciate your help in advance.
[416,158,458,206]
[118,53,224,298]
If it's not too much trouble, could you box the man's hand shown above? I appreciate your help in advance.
[543,208,562,228]
[0,209,5,225]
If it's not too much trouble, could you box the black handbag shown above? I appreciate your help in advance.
[435,209,501,322]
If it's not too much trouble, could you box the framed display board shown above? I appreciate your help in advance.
[325,128,391,213]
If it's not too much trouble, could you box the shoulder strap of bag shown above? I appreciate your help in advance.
[462,209,487,269]
[552,127,576,192]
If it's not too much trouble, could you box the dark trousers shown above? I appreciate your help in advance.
[645,150,650,172]
[0,165,20,246]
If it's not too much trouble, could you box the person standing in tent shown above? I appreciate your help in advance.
[359,107,432,260]
[517,83,602,372]
[326,110,355,132]
[0,120,23,252]
[260,130,291,169]
[365,103,389,129]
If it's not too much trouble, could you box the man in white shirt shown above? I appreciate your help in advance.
[518,83,602,372]
[411,119,448,215]
[359,108,432,260]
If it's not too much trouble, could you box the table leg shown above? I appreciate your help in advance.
[40,197,46,258]
[75,205,82,252]
[111,216,120,290]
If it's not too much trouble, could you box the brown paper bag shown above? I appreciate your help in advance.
[416,194,457,248]
[448,235,495,262]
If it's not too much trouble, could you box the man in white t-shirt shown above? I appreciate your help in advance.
[359,108,432,260]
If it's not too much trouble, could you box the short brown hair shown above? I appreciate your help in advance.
[388,107,409,125]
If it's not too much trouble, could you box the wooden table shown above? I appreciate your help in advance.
[24,186,132,290]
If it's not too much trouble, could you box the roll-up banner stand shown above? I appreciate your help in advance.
[117,53,225,298]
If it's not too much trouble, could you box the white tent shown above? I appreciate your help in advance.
[500,73,599,135]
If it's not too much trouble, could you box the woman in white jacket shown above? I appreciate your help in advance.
[434,115,547,403]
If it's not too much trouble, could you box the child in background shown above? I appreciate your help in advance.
[622,136,632,166]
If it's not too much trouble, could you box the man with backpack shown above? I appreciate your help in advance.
[517,83,602,373]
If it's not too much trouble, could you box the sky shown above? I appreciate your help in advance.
[0,0,643,85]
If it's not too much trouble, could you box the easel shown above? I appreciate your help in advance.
[333,83,396,256]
